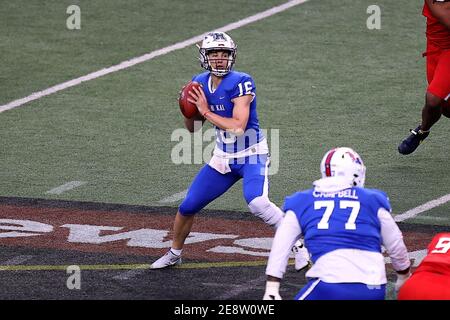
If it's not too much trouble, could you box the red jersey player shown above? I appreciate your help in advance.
[398,233,450,300]
[398,0,450,155]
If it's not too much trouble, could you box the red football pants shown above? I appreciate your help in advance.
[425,41,450,102]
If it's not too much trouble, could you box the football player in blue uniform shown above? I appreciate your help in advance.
[263,147,411,300]
[151,31,310,269]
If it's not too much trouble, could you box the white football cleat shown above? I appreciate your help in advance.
[150,250,182,269]
[292,240,311,272]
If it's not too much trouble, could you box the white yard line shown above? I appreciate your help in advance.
[46,181,87,195]
[394,193,450,222]
[0,0,309,114]
[158,189,188,204]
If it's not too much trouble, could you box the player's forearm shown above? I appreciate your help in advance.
[203,112,246,135]
[378,209,411,272]
[265,212,301,279]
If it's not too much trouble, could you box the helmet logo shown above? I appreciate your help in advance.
[345,151,362,165]
[345,151,356,161]
[210,32,226,41]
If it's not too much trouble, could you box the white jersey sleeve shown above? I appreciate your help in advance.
[265,210,301,279]
[378,208,411,272]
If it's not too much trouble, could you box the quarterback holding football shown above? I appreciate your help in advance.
[151,31,310,271]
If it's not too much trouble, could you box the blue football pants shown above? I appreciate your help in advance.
[295,279,386,300]
[179,155,269,215]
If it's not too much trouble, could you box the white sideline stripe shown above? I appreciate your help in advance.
[394,193,450,222]
[0,0,309,114]
[158,189,188,203]
[3,255,33,266]
[46,181,87,195]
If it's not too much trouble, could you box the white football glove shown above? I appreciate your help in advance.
[394,272,411,292]
[263,281,282,300]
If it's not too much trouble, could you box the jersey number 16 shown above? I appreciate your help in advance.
[238,81,253,96]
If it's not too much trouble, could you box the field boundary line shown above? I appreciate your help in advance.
[394,193,450,222]
[0,0,309,113]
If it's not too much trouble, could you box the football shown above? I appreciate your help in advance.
[178,81,201,119]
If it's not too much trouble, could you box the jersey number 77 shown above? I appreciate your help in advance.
[315,200,361,230]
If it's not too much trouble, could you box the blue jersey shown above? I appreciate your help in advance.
[283,187,391,263]
[192,71,264,153]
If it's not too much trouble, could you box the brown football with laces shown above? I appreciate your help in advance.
[178,81,201,119]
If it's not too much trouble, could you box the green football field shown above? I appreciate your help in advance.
[1,0,449,225]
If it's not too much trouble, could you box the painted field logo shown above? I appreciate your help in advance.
[0,200,438,265]
[0,218,272,259]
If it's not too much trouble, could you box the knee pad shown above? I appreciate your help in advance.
[248,196,284,228]
[179,197,200,216]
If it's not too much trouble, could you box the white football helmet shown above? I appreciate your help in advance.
[319,147,366,187]
[199,31,237,77]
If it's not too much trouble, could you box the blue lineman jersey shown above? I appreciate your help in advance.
[192,71,265,154]
[283,187,391,263]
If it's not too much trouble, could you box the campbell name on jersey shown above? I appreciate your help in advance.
[192,71,265,154]
[283,187,391,263]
